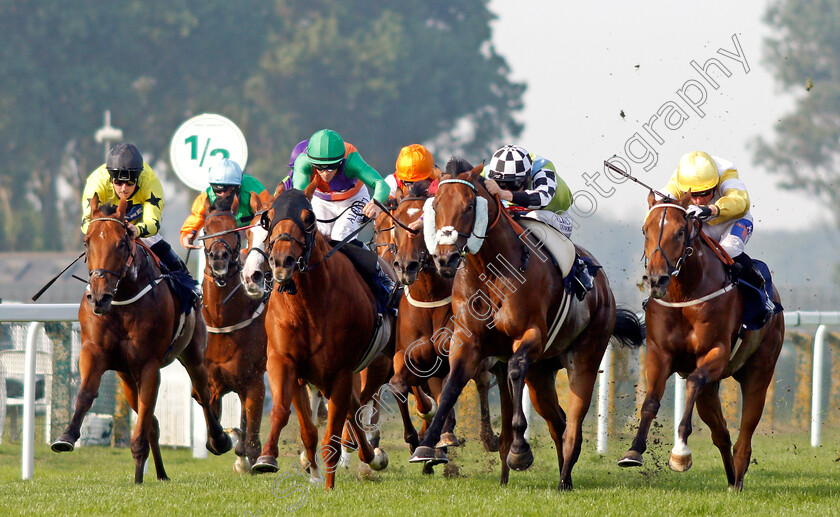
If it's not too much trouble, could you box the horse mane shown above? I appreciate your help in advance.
[406,179,432,198]
[210,194,235,213]
[99,203,119,216]
[444,156,474,177]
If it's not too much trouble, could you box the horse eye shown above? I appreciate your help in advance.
[677,228,685,237]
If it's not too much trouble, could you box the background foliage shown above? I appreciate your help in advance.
[0,0,524,251]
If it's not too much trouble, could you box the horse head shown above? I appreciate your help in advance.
[430,158,488,278]
[202,195,241,285]
[642,191,699,298]
[372,198,398,263]
[84,194,136,314]
[390,180,432,285]
[241,185,283,299]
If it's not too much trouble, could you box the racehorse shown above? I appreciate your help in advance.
[410,158,645,490]
[199,195,268,472]
[618,192,784,490]
[52,196,231,483]
[380,181,499,454]
[242,181,389,489]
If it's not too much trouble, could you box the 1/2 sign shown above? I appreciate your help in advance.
[169,113,248,191]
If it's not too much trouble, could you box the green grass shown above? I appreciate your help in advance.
[1,421,839,517]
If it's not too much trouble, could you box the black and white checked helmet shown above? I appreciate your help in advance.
[487,145,532,183]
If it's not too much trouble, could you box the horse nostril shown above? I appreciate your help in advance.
[406,261,420,273]
[252,271,263,283]
[282,256,295,269]
[656,276,670,288]
[393,260,401,271]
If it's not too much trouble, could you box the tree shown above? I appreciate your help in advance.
[0,0,523,251]
[755,0,840,225]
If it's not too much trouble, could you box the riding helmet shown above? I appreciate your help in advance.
[395,144,434,182]
[306,129,345,167]
[675,151,719,193]
[106,143,144,181]
[487,145,532,188]
[208,158,243,186]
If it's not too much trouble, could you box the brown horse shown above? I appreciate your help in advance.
[199,195,268,472]
[52,196,231,483]
[243,181,389,489]
[409,158,645,490]
[618,192,784,490]
[381,181,499,454]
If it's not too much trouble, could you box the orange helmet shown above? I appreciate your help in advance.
[395,144,434,182]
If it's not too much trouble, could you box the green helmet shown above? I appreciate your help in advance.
[306,129,345,166]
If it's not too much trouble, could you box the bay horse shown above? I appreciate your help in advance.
[199,195,268,472]
[242,181,389,489]
[618,192,784,490]
[410,158,645,490]
[380,181,499,454]
[52,196,231,483]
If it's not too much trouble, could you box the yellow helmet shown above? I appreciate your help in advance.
[676,151,719,192]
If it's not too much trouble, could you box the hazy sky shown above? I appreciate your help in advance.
[488,0,829,231]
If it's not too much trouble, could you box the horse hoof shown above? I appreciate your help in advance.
[233,455,252,474]
[427,448,449,466]
[206,432,233,455]
[409,445,439,463]
[506,446,534,471]
[369,447,389,471]
[415,398,437,422]
[618,451,643,468]
[668,452,693,472]
[435,432,460,448]
[252,455,279,474]
[51,439,75,453]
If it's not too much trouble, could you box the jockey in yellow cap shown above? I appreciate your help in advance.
[662,150,765,292]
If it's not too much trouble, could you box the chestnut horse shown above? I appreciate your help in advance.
[199,195,268,472]
[618,193,784,490]
[409,158,645,490]
[52,196,231,483]
[380,181,499,454]
[243,182,389,489]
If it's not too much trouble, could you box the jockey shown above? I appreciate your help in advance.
[81,143,202,304]
[384,144,439,198]
[483,144,593,298]
[662,151,766,293]
[292,129,397,313]
[280,139,309,191]
[180,158,272,249]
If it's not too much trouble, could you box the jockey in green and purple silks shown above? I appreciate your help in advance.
[292,129,389,242]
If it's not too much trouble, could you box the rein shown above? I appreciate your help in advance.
[202,211,243,287]
[645,203,696,277]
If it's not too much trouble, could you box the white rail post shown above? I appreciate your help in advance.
[522,385,532,440]
[674,375,686,445]
[596,344,612,454]
[192,400,208,458]
[811,325,826,447]
[22,321,43,480]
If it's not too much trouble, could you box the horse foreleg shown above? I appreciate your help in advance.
[253,355,296,474]
[322,371,354,490]
[506,328,542,472]
[409,342,479,464]
[292,382,322,484]
[242,378,265,469]
[387,373,420,452]
[524,363,567,489]
[181,359,231,456]
[670,346,727,473]
[117,372,169,481]
[52,346,106,453]
[345,390,388,471]
[619,345,672,468]
[131,364,161,484]
[493,362,512,486]
[695,380,735,486]
[430,376,458,447]
[560,349,602,490]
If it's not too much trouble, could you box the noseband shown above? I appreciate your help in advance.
[390,196,434,270]
[203,211,243,287]
[644,203,698,277]
[433,179,493,259]
[87,217,136,295]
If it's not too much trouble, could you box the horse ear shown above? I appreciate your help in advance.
[303,173,318,201]
[89,193,100,213]
[275,182,286,197]
[647,191,657,208]
[468,162,484,180]
[231,193,240,215]
[202,194,212,215]
[679,191,692,207]
[301,208,316,231]
[116,198,129,220]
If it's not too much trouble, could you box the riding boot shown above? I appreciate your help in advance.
[732,252,764,289]
[152,241,203,307]
[573,257,594,301]
[376,263,399,315]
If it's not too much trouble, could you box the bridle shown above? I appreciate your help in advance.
[86,216,136,295]
[433,179,497,258]
[644,203,699,277]
[202,210,242,287]
[390,196,435,271]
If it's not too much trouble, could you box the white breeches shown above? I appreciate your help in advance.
[523,209,574,238]
[310,188,371,241]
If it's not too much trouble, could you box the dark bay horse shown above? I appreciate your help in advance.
[200,195,268,472]
[242,182,389,489]
[410,159,645,490]
[619,192,784,490]
[381,182,499,454]
[52,196,231,483]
